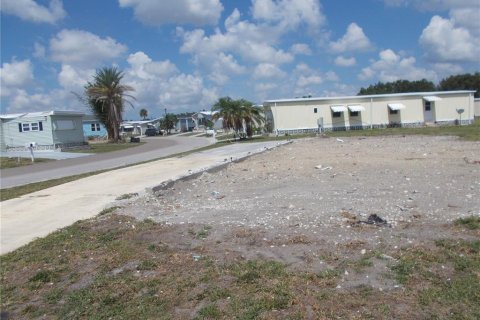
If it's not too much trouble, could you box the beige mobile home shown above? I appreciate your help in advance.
[263,91,475,134]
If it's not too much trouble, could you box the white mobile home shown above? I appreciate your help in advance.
[263,91,475,134]
[0,111,85,151]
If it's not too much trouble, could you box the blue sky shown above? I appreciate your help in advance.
[1,0,479,120]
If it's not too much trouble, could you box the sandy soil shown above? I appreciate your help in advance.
[117,135,480,290]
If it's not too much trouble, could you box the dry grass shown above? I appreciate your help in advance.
[1,213,479,319]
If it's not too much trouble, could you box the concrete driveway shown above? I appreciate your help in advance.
[0,135,213,188]
[0,140,289,254]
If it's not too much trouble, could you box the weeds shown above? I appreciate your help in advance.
[454,215,480,230]
[115,193,138,200]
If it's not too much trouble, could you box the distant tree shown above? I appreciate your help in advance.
[160,113,177,134]
[85,67,135,142]
[139,108,148,120]
[238,99,265,138]
[212,97,264,138]
[212,97,240,133]
[438,73,480,98]
[358,79,436,95]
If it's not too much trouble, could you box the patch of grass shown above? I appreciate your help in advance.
[71,142,145,153]
[98,206,122,216]
[137,260,158,271]
[325,119,480,141]
[454,215,480,230]
[195,303,222,319]
[0,157,51,169]
[2,213,480,319]
[115,193,138,200]
[29,270,57,283]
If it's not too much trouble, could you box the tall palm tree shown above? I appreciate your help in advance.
[212,97,264,138]
[139,108,148,120]
[239,101,265,138]
[212,97,239,133]
[85,67,135,142]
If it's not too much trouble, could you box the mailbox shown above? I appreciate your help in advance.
[25,142,37,148]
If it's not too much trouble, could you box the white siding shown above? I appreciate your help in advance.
[264,91,474,133]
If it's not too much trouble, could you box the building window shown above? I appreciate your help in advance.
[91,123,100,131]
[389,109,398,115]
[22,123,30,132]
[19,122,43,132]
[314,108,318,113]
[425,101,431,111]
[332,111,342,118]
[55,120,75,130]
[349,111,359,117]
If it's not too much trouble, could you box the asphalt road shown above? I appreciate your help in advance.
[0,135,213,188]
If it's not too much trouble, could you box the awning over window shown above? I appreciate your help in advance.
[423,96,442,102]
[388,103,406,111]
[348,105,365,112]
[122,125,134,129]
[330,105,347,112]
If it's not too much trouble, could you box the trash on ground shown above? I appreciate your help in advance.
[357,214,391,227]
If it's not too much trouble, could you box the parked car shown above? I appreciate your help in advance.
[145,128,160,136]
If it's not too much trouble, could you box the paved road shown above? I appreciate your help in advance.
[0,140,289,254]
[0,135,213,188]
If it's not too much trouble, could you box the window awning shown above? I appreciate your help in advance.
[348,105,365,112]
[388,103,406,111]
[122,125,134,129]
[330,105,347,112]
[423,96,442,102]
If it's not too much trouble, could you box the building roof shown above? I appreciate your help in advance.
[0,110,85,120]
[264,90,476,104]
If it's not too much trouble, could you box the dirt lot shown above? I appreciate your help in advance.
[2,135,479,319]
[119,135,479,273]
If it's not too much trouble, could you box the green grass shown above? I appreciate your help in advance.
[115,192,139,200]
[0,157,51,169]
[1,214,480,319]
[324,119,480,141]
[454,216,480,230]
[72,141,145,153]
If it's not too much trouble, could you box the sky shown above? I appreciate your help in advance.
[1,0,479,120]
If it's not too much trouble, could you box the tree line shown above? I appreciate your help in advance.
[358,73,480,98]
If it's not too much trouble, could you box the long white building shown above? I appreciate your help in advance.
[263,90,476,134]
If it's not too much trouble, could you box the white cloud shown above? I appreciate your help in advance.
[334,56,356,67]
[179,11,294,64]
[123,52,218,114]
[33,42,46,59]
[0,59,34,90]
[57,64,94,91]
[253,63,286,79]
[419,15,479,62]
[383,0,478,11]
[50,29,127,67]
[329,23,373,53]
[251,0,326,32]
[127,51,178,80]
[290,43,312,55]
[359,49,437,82]
[158,74,218,110]
[7,89,53,112]
[297,75,322,87]
[118,0,223,26]
[1,0,66,24]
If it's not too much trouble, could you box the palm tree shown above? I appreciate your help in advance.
[212,97,264,138]
[160,113,177,134]
[239,101,265,138]
[139,108,148,120]
[212,97,240,134]
[85,67,135,142]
